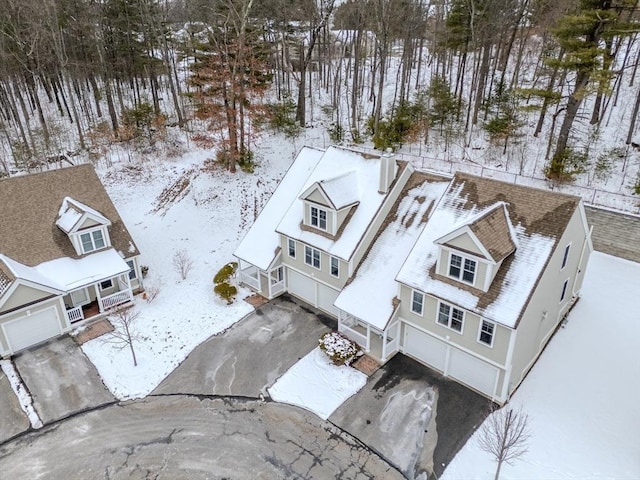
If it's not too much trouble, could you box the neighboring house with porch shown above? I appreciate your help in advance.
[0,164,143,357]
[234,146,592,403]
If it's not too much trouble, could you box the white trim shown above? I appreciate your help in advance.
[77,227,109,254]
[1,305,64,354]
[477,319,496,348]
[287,238,296,258]
[309,205,328,231]
[436,300,465,334]
[410,289,424,316]
[330,256,340,277]
[304,245,322,270]
[0,279,63,311]
[501,327,518,400]
[444,249,480,287]
[99,279,113,291]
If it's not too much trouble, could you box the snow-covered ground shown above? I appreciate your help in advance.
[268,348,367,420]
[442,252,640,480]
[79,132,322,400]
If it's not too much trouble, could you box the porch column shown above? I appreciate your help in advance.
[381,330,388,361]
[267,269,273,299]
[95,283,104,313]
[366,324,371,352]
[123,272,133,300]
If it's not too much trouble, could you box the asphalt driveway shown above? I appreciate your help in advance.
[331,354,488,480]
[153,295,334,397]
[0,369,30,443]
[12,336,115,424]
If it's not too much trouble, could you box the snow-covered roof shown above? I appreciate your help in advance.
[335,173,451,330]
[302,170,360,210]
[56,196,111,233]
[234,147,324,270]
[277,146,400,261]
[397,172,579,328]
[0,249,129,292]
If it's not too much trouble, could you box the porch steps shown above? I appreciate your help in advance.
[352,354,381,377]
[244,293,269,309]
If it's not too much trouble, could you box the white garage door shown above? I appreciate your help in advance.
[3,307,62,353]
[403,325,447,373]
[287,269,316,305]
[317,284,339,317]
[448,348,498,398]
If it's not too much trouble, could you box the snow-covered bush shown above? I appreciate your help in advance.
[318,332,361,366]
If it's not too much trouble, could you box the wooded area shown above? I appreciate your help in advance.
[0,0,638,181]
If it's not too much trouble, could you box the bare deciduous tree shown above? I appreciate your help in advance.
[478,404,531,480]
[105,307,142,367]
[173,249,194,280]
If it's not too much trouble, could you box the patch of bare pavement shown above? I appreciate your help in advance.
[0,396,404,479]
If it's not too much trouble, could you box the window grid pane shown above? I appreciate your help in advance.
[451,308,464,331]
[305,246,312,265]
[438,303,450,325]
[480,321,494,345]
[126,260,136,280]
[93,230,105,249]
[288,239,296,257]
[319,210,327,229]
[411,291,423,314]
[449,254,462,278]
[330,257,339,277]
[462,259,476,282]
[312,249,320,268]
[81,233,94,252]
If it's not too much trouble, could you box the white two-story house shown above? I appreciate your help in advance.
[234,146,592,403]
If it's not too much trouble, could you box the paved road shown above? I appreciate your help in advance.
[0,396,404,480]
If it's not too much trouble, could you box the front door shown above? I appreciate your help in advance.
[70,288,89,307]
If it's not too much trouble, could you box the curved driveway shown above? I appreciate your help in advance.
[0,395,403,479]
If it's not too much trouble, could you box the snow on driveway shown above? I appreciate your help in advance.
[442,252,640,479]
[268,348,367,420]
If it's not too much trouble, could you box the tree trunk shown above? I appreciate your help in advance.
[626,84,640,145]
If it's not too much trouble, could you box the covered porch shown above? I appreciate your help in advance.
[237,259,285,300]
[338,311,400,363]
[64,272,134,324]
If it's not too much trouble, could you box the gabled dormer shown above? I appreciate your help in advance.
[434,203,517,291]
[299,171,360,237]
[56,197,112,255]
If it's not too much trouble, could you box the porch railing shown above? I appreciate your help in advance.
[100,290,132,311]
[239,267,260,291]
[338,322,369,352]
[270,280,285,297]
[66,306,84,323]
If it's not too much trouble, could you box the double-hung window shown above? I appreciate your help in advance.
[330,256,339,277]
[99,279,113,290]
[80,230,106,253]
[449,253,476,284]
[304,246,321,269]
[411,290,424,315]
[478,320,495,346]
[437,302,464,332]
[288,238,296,258]
[310,206,327,230]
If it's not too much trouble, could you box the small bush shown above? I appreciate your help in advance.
[173,249,194,280]
[632,173,640,195]
[329,123,344,143]
[265,94,300,138]
[213,262,239,304]
[214,282,237,304]
[214,262,238,284]
[143,285,160,303]
[545,147,589,182]
[319,332,361,366]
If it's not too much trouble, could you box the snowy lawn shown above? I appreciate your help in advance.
[268,348,368,420]
[79,134,318,400]
[442,252,640,480]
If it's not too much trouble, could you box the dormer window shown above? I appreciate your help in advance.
[80,229,106,253]
[310,206,327,230]
[449,253,476,284]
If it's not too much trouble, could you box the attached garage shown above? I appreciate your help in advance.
[287,269,316,305]
[448,348,499,398]
[2,306,63,354]
[403,324,447,372]
[317,284,339,317]
[286,268,340,318]
[402,323,500,399]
